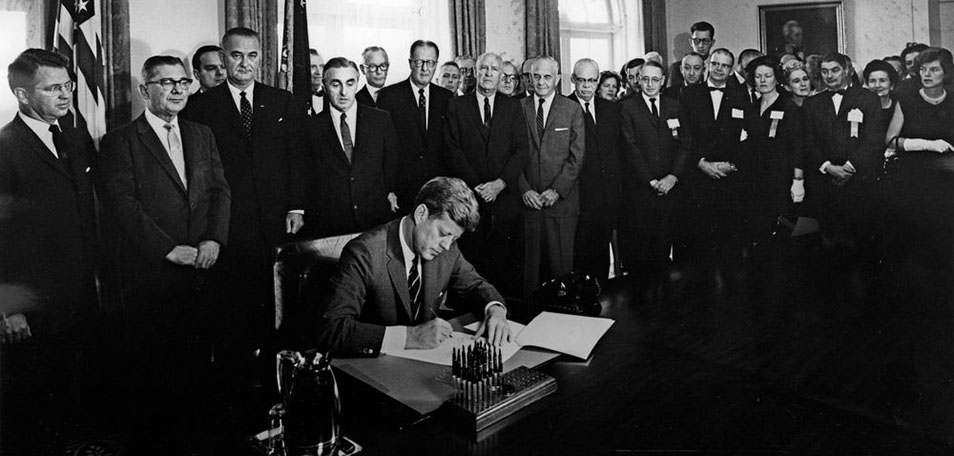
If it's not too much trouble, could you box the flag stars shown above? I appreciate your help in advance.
[77,0,89,12]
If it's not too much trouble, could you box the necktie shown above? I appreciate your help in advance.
[418,88,427,131]
[830,89,847,97]
[48,124,69,161]
[163,123,188,189]
[483,96,492,130]
[240,91,253,139]
[708,86,724,92]
[750,88,759,105]
[407,255,423,321]
[340,112,354,164]
[536,98,545,141]
[650,97,659,122]
[584,102,595,125]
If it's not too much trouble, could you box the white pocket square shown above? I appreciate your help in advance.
[554,127,569,131]
[278,117,284,122]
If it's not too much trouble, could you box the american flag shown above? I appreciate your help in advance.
[279,0,313,116]
[53,0,106,144]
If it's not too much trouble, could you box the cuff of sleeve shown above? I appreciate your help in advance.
[381,326,407,353]
[819,161,832,174]
[484,301,506,316]
[288,209,305,215]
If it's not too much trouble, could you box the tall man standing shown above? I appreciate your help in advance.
[355,46,389,108]
[0,49,98,454]
[98,55,231,451]
[180,26,306,381]
[444,52,529,297]
[377,40,454,211]
[567,58,621,282]
[519,56,585,296]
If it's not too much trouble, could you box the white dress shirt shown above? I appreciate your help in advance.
[641,92,662,115]
[535,91,557,126]
[476,92,495,125]
[227,80,255,114]
[707,81,727,120]
[575,95,596,123]
[409,79,430,129]
[142,108,187,187]
[17,112,60,158]
[329,102,358,152]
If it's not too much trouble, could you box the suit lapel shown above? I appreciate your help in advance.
[523,98,541,149]
[386,221,413,320]
[179,121,200,200]
[10,116,73,181]
[466,94,489,142]
[137,115,187,195]
[543,96,561,132]
[320,112,350,166]
[405,79,427,137]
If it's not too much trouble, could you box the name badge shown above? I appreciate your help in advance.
[770,110,785,120]
[667,118,680,129]
[732,108,744,119]
[847,109,864,123]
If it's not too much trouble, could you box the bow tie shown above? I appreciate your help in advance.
[829,89,846,97]
[708,86,725,92]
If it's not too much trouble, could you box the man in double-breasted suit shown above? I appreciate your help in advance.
[376,40,454,211]
[567,58,622,282]
[0,49,98,453]
[304,57,399,237]
[619,61,692,280]
[519,56,586,296]
[317,178,511,357]
[444,52,529,297]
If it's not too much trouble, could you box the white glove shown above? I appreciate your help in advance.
[905,138,954,153]
[790,179,805,203]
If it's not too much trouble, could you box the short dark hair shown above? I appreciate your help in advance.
[690,21,715,37]
[883,55,903,66]
[409,40,439,59]
[820,52,850,70]
[915,47,954,86]
[191,45,224,71]
[142,55,188,81]
[598,70,621,88]
[862,59,899,87]
[709,48,735,66]
[223,27,259,46]
[414,177,480,232]
[439,61,459,71]
[744,55,780,88]
[738,49,763,65]
[901,43,929,60]
[7,48,70,92]
[322,57,358,81]
[622,58,645,73]
[309,48,321,58]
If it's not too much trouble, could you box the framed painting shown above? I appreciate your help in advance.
[759,2,845,59]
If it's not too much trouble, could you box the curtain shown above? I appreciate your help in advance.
[525,0,560,63]
[103,0,131,130]
[225,0,279,86]
[450,0,485,58]
[642,0,667,58]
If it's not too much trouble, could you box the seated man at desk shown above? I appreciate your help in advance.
[317,177,511,357]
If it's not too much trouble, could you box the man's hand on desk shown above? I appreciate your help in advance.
[406,317,454,349]
[473,304,511,346]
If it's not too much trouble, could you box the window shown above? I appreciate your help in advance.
[559,0,643,91]
[293,0,452,85]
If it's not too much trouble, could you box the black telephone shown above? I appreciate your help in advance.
[530,271,603,317]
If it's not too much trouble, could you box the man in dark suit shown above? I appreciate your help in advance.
[377,40,454,211]
[191,45,226,94]
[98,55,231,451]
[666,52,705,101]
[803,52,885,247]
[619,61,692,281]
[0,49,98,454]
[180,27,306,379]
[308,49,326,116]
[355,46,389,108]
[567,58,622,282]
[318,177,511,356]
[519,56,586,296]
[444,52,529,297]
[304,57,399,237]
[678,48,749,263]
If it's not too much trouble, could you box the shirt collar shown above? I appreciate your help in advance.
[398,216,416,270]
[227,80,255,98]
[536,91,556,105]
[330,102,358,121]
[410,79,429,95]
[17,111,58,135]
[143,107,179,131]
[476,91,496,105]
[707,80,727,89]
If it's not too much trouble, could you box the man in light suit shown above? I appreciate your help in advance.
[180,26,306,380]
[0,48,98,454]
[519,56,586,296]
[98,55,231,451]
[567,58,622,282]
[377,40,454,211]
[304,57,399,237]
[317,177,511,356]
[355,46,389,108]
[444,52,529,297]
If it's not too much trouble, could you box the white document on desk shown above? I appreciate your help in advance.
[385,321,526,366]
[516,311,614,360]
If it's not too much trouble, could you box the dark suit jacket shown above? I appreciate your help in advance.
[180,81,305,249]
[518,94,586,218]
[803,86,885,183]
[566,94,622,218]
[304,105,399,237]
[355,86,377,108]
[98,114,231,270]
[0,115,97,340]
[317,219,504,357]
[444,92,529,216]
[619,93,693,196]
[681,84,749,187]
[376,79,454,207]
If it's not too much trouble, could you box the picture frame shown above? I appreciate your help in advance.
[759,2,845,59]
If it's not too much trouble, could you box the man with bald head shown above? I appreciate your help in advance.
[356,46,389,108]
[519,56,585,295]
[444,52,529,296]
[667,52,705,100]
[568,58,621,281]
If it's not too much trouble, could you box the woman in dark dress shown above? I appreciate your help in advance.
[863,59,900,132]
[740,56,805,242]
[883,47,954,268]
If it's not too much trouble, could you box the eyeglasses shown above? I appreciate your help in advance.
[37,81,75,95]
[639,76,663,85]
[691,38,712,45]
[501,74,518,82]
[365,63,389,72]
[145,78,194,90]
[409,59,437,69]
[575,77,598,85]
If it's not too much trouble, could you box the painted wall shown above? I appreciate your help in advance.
[128,0,225,116]
[486,0,526,64]
[665,0,933,70]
